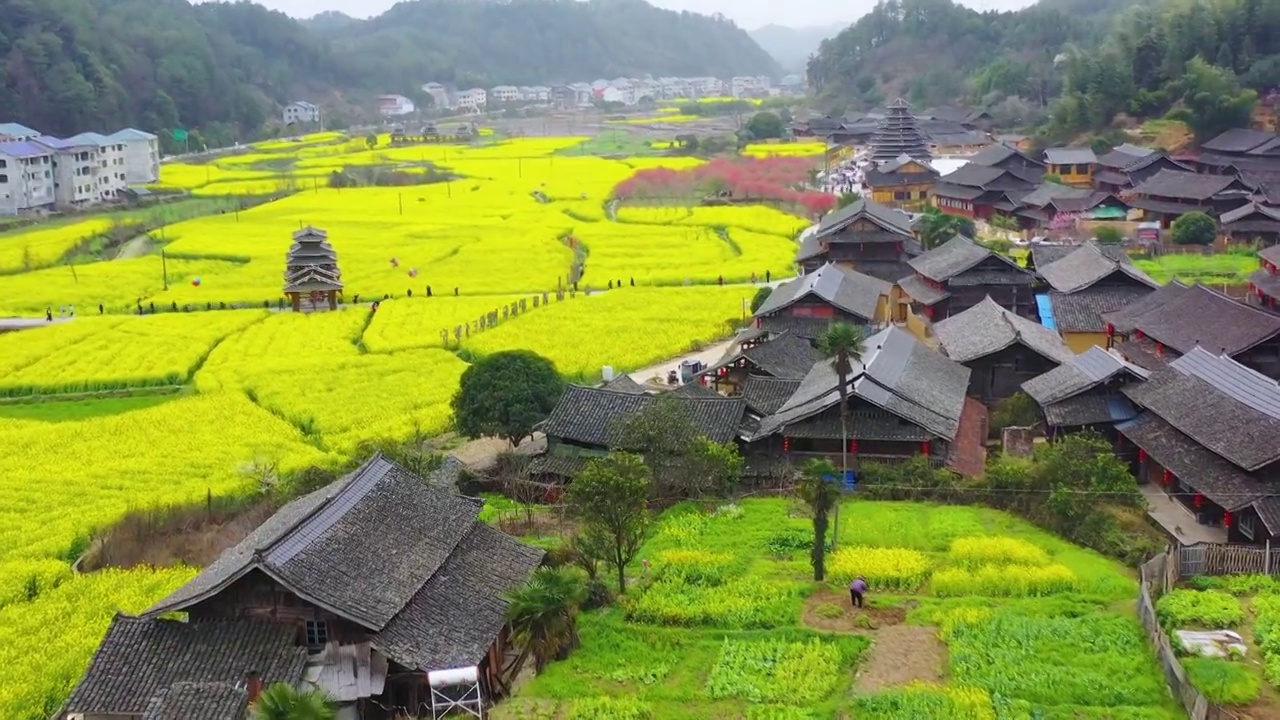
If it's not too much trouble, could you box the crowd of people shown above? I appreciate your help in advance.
[818,156,870,196]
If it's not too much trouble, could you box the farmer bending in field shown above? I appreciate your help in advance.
[849,576,867,608]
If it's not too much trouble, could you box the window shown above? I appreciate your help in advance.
[1074,164,1090,175]
[894,191,908,200]
[0,175,7,184]
[0,160,6,168]
[305,620,329,647]
[1239,512,1257,540]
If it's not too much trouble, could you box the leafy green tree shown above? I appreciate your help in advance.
[1093,225,1125,245]
[451,350,564,445]
[745,111,784,139]
[1179,57,1258,142]
[1031,431,1140,523]
[1171,211,1217,246]
[917,206,975,249]
[505,566,587,674]
[567,452,651,594]
[837,192,863,209]
[610,395,743,497]
[750,286,773,313]
[251,683,336,720]
[796,458,843,581]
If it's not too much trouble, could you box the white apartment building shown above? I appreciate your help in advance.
[686,77,725,98]
[33,136,101,208]
[421,82,451,109]
[490,85,520,103]
[0,141,55,215]
[66,132,128,200]
[456,88,487,111]
[283,101,321,125]
[377,95,416,117]
[0,122,40,142]
[107,128,160,184]
[521,86,551,103]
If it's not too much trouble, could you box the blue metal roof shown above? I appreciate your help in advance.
[0,141,49,158]
[0,122,38,138]
[107,128,157,141]
[1035,294,1056,330]
[65,132,113,147]
[31,136,78,150]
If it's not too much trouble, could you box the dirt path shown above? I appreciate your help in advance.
[114,234,152,260]
[446,433,546,472]
[855,625,947,691]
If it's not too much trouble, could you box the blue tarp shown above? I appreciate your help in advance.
[1035,294,1056,330]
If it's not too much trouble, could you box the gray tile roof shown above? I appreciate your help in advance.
[1043,392,1138,427]
[374,522,544,671]
[758,314,857,340]
[796,225,823,260]
[755,263,892,321]
[1222,201,1280,226]
[602,374,647,394]
[755,326,970,441]
[1131,168,1242,200]
[1123,368,1280,470]
[897,274,950,306]
[1112,283,1280,356]
[706,331,823,381]
[527,452,590,478]
[543,385,747,446]
[1046,285,1154,332]
[1022,345,1150,405]
[1030,243,1130,269]
[64,616,305,717]
[1169,347,1280,420]
[668,381,723,399]
[1017,183,1094,208]
[741,375,801,415]
[1044,147,1097,165]
[1118,412,1267,510]
[935,296,1075,364]
[1201,128,1276,154]
[1101,281,1191,332]
[144,453,540,668]
[909,235,991,281]
[142,682,248,720]
[1038,243,1158,293]
[1096,145,1155,169]
[814,198,914,239]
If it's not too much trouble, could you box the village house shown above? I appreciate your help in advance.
[1104,281,1280,379]
[797,199,922,282]
[1021,345,1150,441]
[1043,147,1097,187]
[283,101,321,126]
[1127,168,1253,227]
[421,82,451,108]
[1117,349,1280,543]
[0,141,55,215]
[1092,145,1192,194]
[377,95,416,117]
[751,262,892,341]
[1249,244,1280,309]
[528,385,747,482]
[65,132,129,200]
[746,326,988,476]
[897,235,1037,322]
[967,143,1046,181]
[0,122,39,142]
[107,128,161,185]
[932,163,1039,221]
[32,135,102,208]
[1035,243,1160,353]
[490,86,520,104]
[934,296,1076,403]
[1193,128,1280,177]
[60,453,544,720]
[864,154,939,211]
[703,332,823,395]
[1223,201,1280,246]
[1007,183,1123,229]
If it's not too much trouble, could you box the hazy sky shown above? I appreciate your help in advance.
[250,0,1036,32]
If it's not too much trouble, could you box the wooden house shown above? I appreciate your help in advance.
[284,226,343,312]
[703,332,822,395]
[1035,243,1159,353]
[1011,183,1124,229]
[967,144,1046,180]
[934,296,1076,403]
[1093,146,1192,194]
[746,326,988,476]
[1043,147,1097,187]
[1117,348,1280,543]
[1021,346,1149,441]
[897,235,1036,321]
[865,154,939,210]
[797,199,922,282]
[867,98,932,163]
[1127,169,1253,226]
[61,454,543,720]
[1224,202,1280,246]
[1104,282,1280,380]
[932,163,1038,222]
[753,262,892,340]
[1249,244,1280,310]
[1194,129,1280,174]
[529,385,747,482]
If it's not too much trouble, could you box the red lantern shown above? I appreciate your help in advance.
[1134,329,1145,340]
[1162,469,1172,485]
[921,441,931,456]
[1195,494,1204,508]
[1224,511,1233,527]
[755,317,761,329]
[1105,323,1114,337]
[849,439,859,454]
[1138,448,1147,463]
[923,305,934,318]
[782,437,791,452]
[1156,342,1165,357]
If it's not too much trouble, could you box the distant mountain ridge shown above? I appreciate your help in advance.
[749,23,848,72]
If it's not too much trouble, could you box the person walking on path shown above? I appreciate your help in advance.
[850,576,867,608]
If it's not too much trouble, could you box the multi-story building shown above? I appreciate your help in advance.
[522,86,551,104]
[32,136,101,208]
[377,95,416,117]
[0,141,55,215]
[456,88,487,112]
[66,132,128,200]
[489,85,520,103]
[0,122,40,142]
[107,128,161,185]
[283,101,321,126]
[421,82,451,109]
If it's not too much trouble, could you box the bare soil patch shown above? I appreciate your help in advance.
[855,625,947,692]
[81,500,274,571]
[802,588,906,633]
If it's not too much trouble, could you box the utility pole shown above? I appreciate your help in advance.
[161,250,168,290]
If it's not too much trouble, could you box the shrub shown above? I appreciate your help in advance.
[567,697,651,720]
[1155,589,1244,630]
[932,564,1077,597]
[1187,574,1280,596]
[706,638,849,704]
[827,547,931,592]
[652,549,736,586]
[1183,657,1260,705]
[948,537,1050,568]
[764,529,830,556]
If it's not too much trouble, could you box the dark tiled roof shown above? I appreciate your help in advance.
[602,375,647,394]
[1102,281,1192,332]
[1038,243,1158,293]
[1201,129,1277,154]
[1043,392,1138,427]
[815,198,914,239]
[1118,412,1268,510]
[1169,347,1280,420]
[1096,145,1155,169]
[796,226,822,260]
[668,382,723,398]
[756,263,892,321]
[935,296,1075,364]
[1022,345,1150,405]
[1126,197,1210,215]
[939,163,1009,188]
[1221,202,1280,226]
[1044,147,1097,165]
[142,682,248,720]
[65,616,305,717]
[909,235,988,281]
[543,385,746,446]
[1252,267,1280,298]
[741,333,823,380]
[1113,338,1170,372]
[758,314,854,340]
[1031,243,1130,270]
[783,407,935,441]
[527,452,590,478]
[897,274,950,306]
[1047,285,1154,332]
[932,182,987,200]
[1124,368,1280,470]
[374,522,544,671]
[1131,168,1242,200]
[1116,284,1280,356]
[969,144,1044,171]
[1093,169,1130,186]
[1017,183,1094,208]
[741,375,801,415]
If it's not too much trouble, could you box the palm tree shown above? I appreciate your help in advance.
[250,683,336,720]
[505,566,587,674]
[796,458,843,581]
[817,322,866,550]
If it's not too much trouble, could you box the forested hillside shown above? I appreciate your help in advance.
[807,0,1280,141]
[0,0,778,141]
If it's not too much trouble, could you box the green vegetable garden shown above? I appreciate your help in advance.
[494,499,1185,719]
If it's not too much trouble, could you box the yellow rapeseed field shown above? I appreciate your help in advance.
[0,219,114,272]
[742,141,828,158]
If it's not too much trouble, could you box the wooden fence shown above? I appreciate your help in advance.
[1176,540,1280,577]
[1138,551,1242,720]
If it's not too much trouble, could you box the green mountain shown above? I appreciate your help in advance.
[0,0,779,142]
[749,23,847,72]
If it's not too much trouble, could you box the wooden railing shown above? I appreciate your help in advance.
[1175,541,1280,577]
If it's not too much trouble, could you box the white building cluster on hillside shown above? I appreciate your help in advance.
[0,122,160,215]
[419,74,802,111]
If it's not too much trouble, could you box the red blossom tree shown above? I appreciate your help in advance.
[613,157,831,215]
